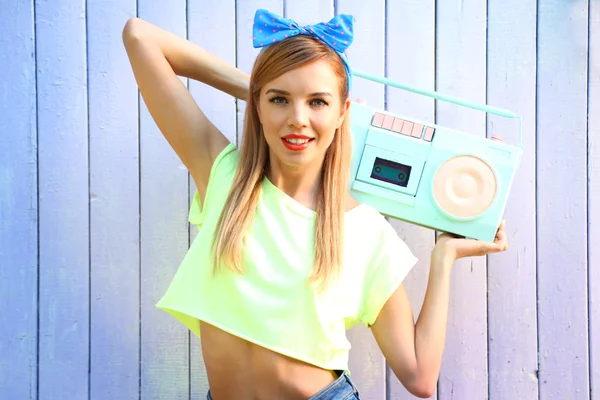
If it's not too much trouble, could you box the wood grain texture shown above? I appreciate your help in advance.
[537,0,590,397]
[588,1,599,398]
[434,2,489,398]
[0,1,38,398]
[383,1,436,399]
[87,1,140,399]
[35,0,90,398]
[486,0,539,399]
[335,0,387,398]
[186,0,237,397]
[137,0,190,398]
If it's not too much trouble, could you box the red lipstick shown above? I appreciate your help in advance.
[281,134,314,151]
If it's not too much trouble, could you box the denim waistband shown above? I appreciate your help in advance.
[206,370,360,399]
[309,370,360,399]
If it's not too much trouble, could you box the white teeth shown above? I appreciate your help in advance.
[285,138,310,144]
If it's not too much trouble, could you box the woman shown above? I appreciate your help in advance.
[122,9,508,400]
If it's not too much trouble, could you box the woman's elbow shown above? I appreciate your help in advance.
[409,384,436,399]
[390,368,437,399]
[406,377,437,399]
[122,17,145,46]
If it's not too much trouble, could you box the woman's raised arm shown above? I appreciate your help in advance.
[122,17,249,199]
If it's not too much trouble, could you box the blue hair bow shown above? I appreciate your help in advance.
[252,9,355,90]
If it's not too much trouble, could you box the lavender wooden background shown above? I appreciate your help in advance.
[1,0,598,399]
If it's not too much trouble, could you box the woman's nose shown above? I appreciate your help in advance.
[288,103,309,128]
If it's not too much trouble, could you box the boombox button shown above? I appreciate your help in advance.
[391,118,404,133]
[411,123,424,138]
[401,121,414,135]
[372,113,385,127]
[382,115,395,130]
[424,127,435,142]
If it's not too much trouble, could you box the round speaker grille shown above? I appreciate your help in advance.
[433,155,497,219]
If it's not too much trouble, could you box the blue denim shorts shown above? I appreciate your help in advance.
[207,370,360,399]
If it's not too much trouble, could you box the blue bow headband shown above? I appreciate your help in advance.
[252,9,355,90]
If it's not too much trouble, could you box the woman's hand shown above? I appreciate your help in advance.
[433,220,509,263]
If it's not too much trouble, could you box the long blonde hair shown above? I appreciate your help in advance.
[212,35,352,289]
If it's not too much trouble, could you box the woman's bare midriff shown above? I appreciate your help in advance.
[199,321,338,400]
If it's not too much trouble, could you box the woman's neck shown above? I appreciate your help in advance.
[266,159,323,211]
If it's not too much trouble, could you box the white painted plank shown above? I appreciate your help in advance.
[384,1,436,398]
[36,0,90,397]
[435,2,489,398]
[0,0,38,398]
[137,1,190,398]
[88,2,141,398]
[536,1,590,397]
[589,3,600,399]
[486,0,539,398]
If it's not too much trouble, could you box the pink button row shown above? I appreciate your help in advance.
[371,112,435,142]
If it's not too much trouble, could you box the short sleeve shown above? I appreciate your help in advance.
[188,143,238,227]
[360,226,419,326]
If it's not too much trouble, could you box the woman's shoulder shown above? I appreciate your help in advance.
[188,143,239,226]
[345,198,412,250]
[346,196,387,226]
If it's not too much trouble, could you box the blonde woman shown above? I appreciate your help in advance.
[122,9,508,400]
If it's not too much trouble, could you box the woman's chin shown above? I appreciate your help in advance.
[272,148,322,170]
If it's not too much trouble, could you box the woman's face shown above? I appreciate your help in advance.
[257,60,350,172]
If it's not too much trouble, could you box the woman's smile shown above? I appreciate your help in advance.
[281,134,315,151]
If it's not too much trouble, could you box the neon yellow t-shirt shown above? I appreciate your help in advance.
[156,143,418,372]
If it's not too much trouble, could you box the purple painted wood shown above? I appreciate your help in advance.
[186,0,237,396]
[589,2,599,399]
[384,1,436,398]
[0,1,38,398]
[486,0,539,399]
[335,0,387,398]
[137,1,190,398]
[87,2,140,399]
[35,0,90,398]
[435,2,489,398]
[235,0,283,144]
[537,1,590,398]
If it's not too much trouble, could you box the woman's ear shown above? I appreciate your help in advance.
[337,98,352,128]
[256,98,263,124]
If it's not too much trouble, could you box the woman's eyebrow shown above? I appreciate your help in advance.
[265,88,333,97]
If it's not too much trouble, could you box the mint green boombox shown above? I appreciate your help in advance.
[348,71,523,243]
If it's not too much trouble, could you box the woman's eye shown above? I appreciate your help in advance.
[269,96,287,104]
[268,96,328,107]
[310,98,328,107]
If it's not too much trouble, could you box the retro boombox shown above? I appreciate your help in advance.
[349,71,523,243]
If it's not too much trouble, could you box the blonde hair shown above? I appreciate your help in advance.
[212,35,352,289]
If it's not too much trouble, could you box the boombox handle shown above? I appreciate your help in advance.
[352,69,524,149]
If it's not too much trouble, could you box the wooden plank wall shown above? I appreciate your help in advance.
[537,1,590,397]
[486,1,538,399]
[1,0,598,399]
[585,3,596,396]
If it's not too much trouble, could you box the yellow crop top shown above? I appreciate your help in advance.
[156,143,418,372]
